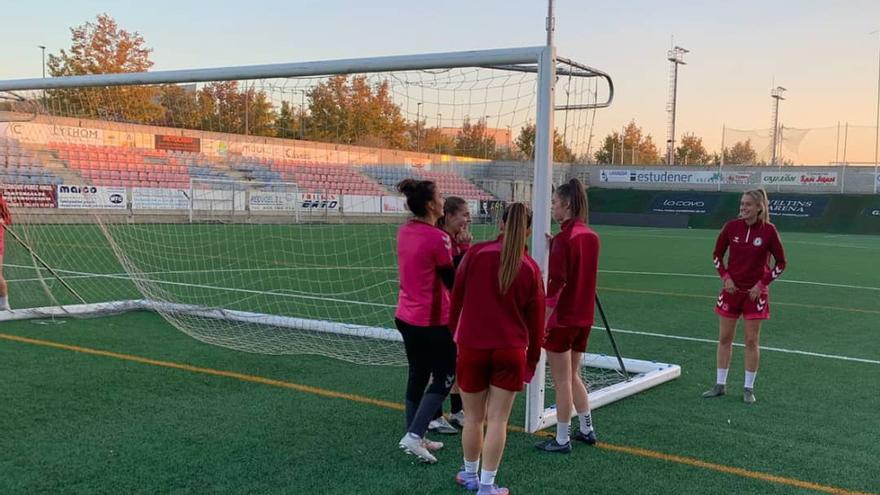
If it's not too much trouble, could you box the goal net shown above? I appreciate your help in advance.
[0,47,677,432]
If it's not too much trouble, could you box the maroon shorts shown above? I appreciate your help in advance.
[456,346,527,393]
[543,326,591,353]
[715,289,770,320]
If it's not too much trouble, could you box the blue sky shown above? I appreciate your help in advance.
[2,0,879,154]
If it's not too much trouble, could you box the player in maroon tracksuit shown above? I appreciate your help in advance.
[536,178,600,453]
[429,196,473,434]
[703,188,787,404]
[0,193,12,311]
[449,203,545,495]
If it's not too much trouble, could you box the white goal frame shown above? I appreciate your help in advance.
[0,46,677,433]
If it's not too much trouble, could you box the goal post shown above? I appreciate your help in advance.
[0,46,676,433]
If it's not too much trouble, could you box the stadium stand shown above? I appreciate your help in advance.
[0,137,62,185]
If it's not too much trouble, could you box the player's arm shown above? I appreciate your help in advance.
[449,249,473,336]
[434,235,456,290]
[713,223,730,280]
[546,236,567,310]
[524,266,547,383]
[759,226,787,288]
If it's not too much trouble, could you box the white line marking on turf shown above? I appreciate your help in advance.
[599,269,880,292]
[598,230,880,250]
[595,327,880,365]
[8,263,877,292]
[6,263,876,365]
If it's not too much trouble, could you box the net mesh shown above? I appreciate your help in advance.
[723,124,877,165]
[1,61,635,397]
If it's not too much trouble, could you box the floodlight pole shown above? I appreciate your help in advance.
[770,86,786,166]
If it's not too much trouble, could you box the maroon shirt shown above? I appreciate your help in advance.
[449,238,546,374]
[547,218,600,328]
[713,219,787,289]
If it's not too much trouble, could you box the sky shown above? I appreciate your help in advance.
[1,0,879,157]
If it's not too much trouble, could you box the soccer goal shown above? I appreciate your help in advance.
[0,45,678,432]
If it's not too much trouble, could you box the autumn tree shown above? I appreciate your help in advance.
[454,118,497,159]
[674,133,710,165]
[306,75,407,148]
[514,123,576,163]
[594,120,661,164]
[47,14,162,123]
[723,139,758,165]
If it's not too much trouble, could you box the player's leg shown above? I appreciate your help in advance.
[703,315,738,397]
[457,388,488,490]
[401,325,456,460]
[477,385,516,495]
[0,253,9,311]
[395,320,438,463]
[742,319,762,404]
[448,383,465,428]
[456,346,490,490]
[570,348,596,445]
[535,347,574,453]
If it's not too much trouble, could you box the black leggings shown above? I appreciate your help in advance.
[395,318,457,436]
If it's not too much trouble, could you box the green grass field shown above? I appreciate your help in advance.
[1,223,878,494]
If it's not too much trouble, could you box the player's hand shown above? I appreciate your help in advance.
[545,232,553,243]
[723,277,736,294]
[748,284,762,301]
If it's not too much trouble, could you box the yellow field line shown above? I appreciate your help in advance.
[600,286,880,315]
[0,332,402,412]
[0,332,874,495]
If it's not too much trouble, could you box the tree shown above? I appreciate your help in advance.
[674,133,709,165]
[408,122,455,154]
[514,123,576,163]
[154,84,202,129]
[723,139,757,165]
[47,14,162,123]
[455,118,496,159]
[195,81,276,136]
[306,75,407,148]
[594,120,661,164]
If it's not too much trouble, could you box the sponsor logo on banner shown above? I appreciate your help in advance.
[249,191,298,211]
[382,196,408,213]
[132,187,190,210]
[761,172,838,186]
[0,184,57,208]
[8,122,104,145]
[602,169,723,184]
[863,206,880,217]
[599,170,631,183]
[299,193,339,210]
[724,173,752,185]
[155,135,201,153]
[767,195,829,218]
[649,193,720,214]
[57,185,127,209]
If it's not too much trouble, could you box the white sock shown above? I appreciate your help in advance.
[556,421,570,444]
[464,459,479,474]
[577,410,594,433]
[744,371,757,389]
[716,368,729,385]
[0,296,8,310]
[480,469,497,486]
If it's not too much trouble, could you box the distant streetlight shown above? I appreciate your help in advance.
[416,102,423,151]
[770,86,787,165]
[38,45,46,78]
[872,30,880,193]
